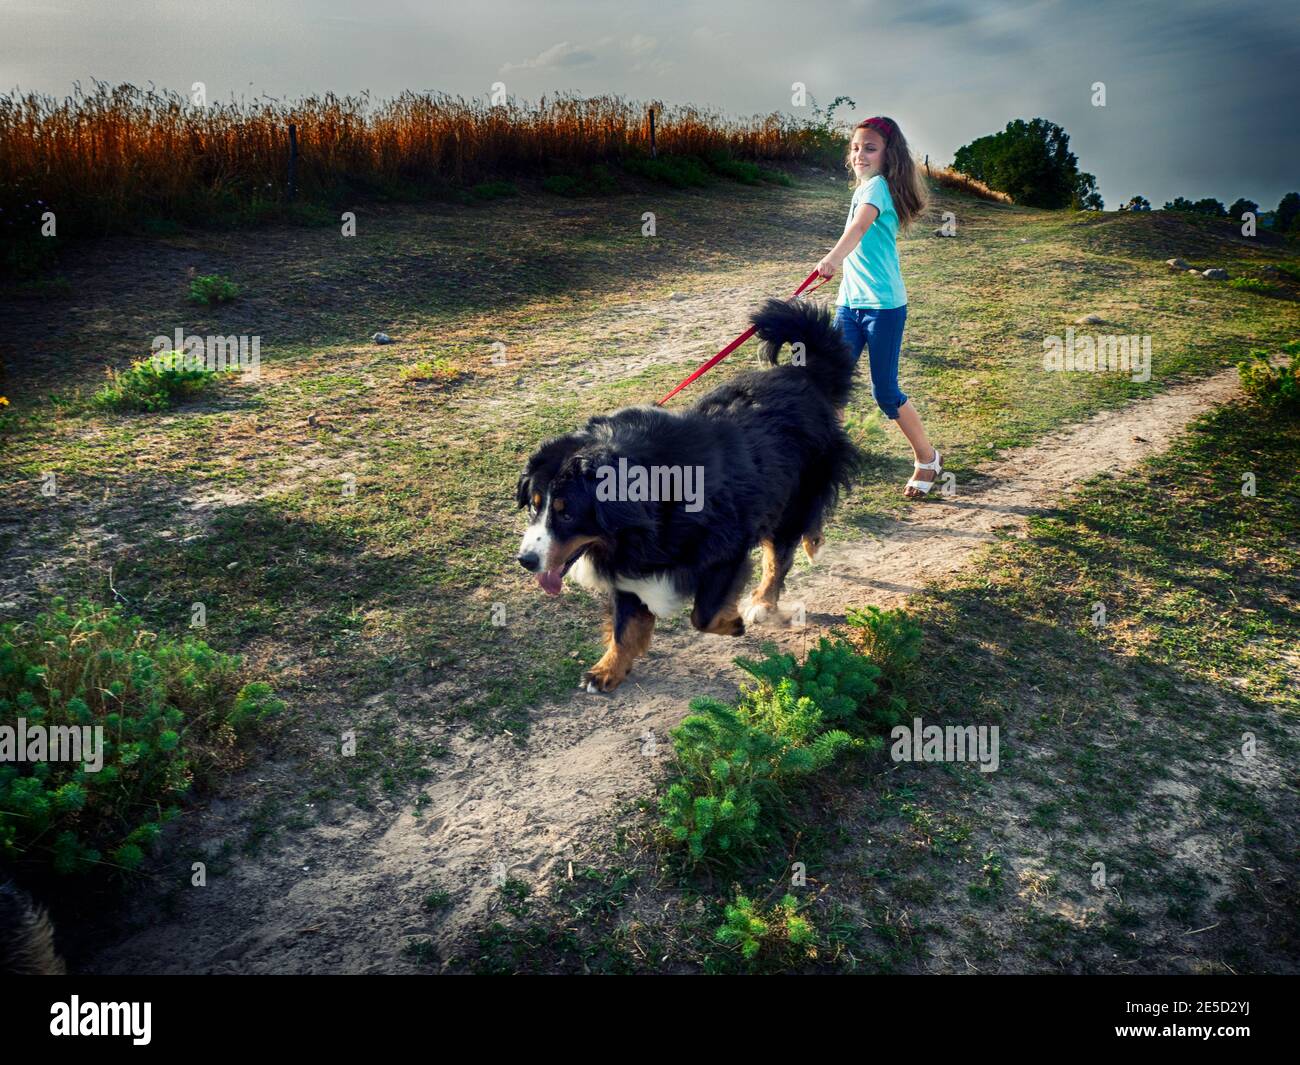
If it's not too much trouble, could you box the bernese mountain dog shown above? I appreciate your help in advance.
[515,296,862,693]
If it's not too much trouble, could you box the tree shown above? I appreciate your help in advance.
[1228,197,1259,221]
[1275,192,1300,233]
[1072,172,1104,210]
[1163,197,1227,217]
[1121,195,1151,211]
[952,118,1081,208]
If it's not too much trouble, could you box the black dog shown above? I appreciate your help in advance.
[515,297,862,693]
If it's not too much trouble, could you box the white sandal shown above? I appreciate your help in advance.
[905,449,942,497]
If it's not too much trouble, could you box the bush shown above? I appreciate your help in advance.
[658,610,922,867]
[468,180,518,201]
[541,164,617,197]
[659,686,859,864]
[736,637,888,731]
[699,150,792,187]
[845,605,923,690]
[715,892,817,966]
[93,355,228,412]
[187,274,239,304]
[0,598,282,880]
[622,154,714,189]
[1237,342,1300,414]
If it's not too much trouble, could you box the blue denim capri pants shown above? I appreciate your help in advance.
[832,304,908,419]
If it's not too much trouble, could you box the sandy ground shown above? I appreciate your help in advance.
[80,366,1241,973]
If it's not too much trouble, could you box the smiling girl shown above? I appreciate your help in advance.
[815,116,939,499]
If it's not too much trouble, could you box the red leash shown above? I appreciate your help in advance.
[654,268,831,406]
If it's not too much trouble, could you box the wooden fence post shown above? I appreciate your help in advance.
[649,108,656,159]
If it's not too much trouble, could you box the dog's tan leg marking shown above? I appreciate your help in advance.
[751,540,784,611]
[746,540,798,625]
[802,526,824,561]
[583,606,655,693]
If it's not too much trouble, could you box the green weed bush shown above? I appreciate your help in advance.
[659,609,923,866]
[622,154,714,189]
[0,598,283,879]
[187,273,239,304]
[1237,341,1300,414]
[93,355,228,412]
[715,892,817,965]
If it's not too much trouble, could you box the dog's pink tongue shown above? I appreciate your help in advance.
[538,569,564,596]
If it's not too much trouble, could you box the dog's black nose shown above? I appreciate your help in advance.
[518,551,540,572]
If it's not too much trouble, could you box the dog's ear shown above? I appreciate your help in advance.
[518,432,585,509]
[577,452,658,537]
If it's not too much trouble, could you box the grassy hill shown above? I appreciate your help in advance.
[1,163,1297,971]
[3,165,1296,734]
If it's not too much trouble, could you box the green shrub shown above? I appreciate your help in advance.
[541,174,580,197]
[659,678,859,864]
[1229,277,1284,297]
[1237,343,1300,414]
[846,605,922,686]
[468,180,518,201]
[622,154,714,189]
[0,598,282,880]
[715,892,817,966]
[187,273,239,304]
[93,355,228,412]
[542,164,617,197]
[659,609,921,866]
[736,636,891,733]
[698,150,792,187]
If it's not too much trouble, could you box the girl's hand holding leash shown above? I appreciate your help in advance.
[816,256,837,279]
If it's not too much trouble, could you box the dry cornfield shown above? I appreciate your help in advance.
[0,81,841,235]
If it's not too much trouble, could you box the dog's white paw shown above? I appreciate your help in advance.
[743,602,773,626]
[585,681,600,694]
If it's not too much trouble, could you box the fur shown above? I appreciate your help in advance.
[515,297,863,692]
[0,880,66,975]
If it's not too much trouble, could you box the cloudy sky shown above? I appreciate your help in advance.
[2,0,1296,209]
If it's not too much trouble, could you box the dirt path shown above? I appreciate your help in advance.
[81,366,1240,973]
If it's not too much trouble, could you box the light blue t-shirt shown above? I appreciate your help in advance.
[836,175,906,309]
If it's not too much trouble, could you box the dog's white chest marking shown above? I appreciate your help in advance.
[614,572,688,618]
[569,556,686,618]
[568,553,608,596]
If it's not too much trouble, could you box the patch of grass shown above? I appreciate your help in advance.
[398,357,461,384]
[1229,276,1286,297]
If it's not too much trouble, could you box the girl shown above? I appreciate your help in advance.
[815,116,940,499]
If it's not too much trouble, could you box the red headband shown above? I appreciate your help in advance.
[862,116,896,138]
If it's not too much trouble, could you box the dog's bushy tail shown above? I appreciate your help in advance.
[753,297,855,408]
[0,881,66,975]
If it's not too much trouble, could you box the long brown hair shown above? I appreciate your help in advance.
[845,116,928,234]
